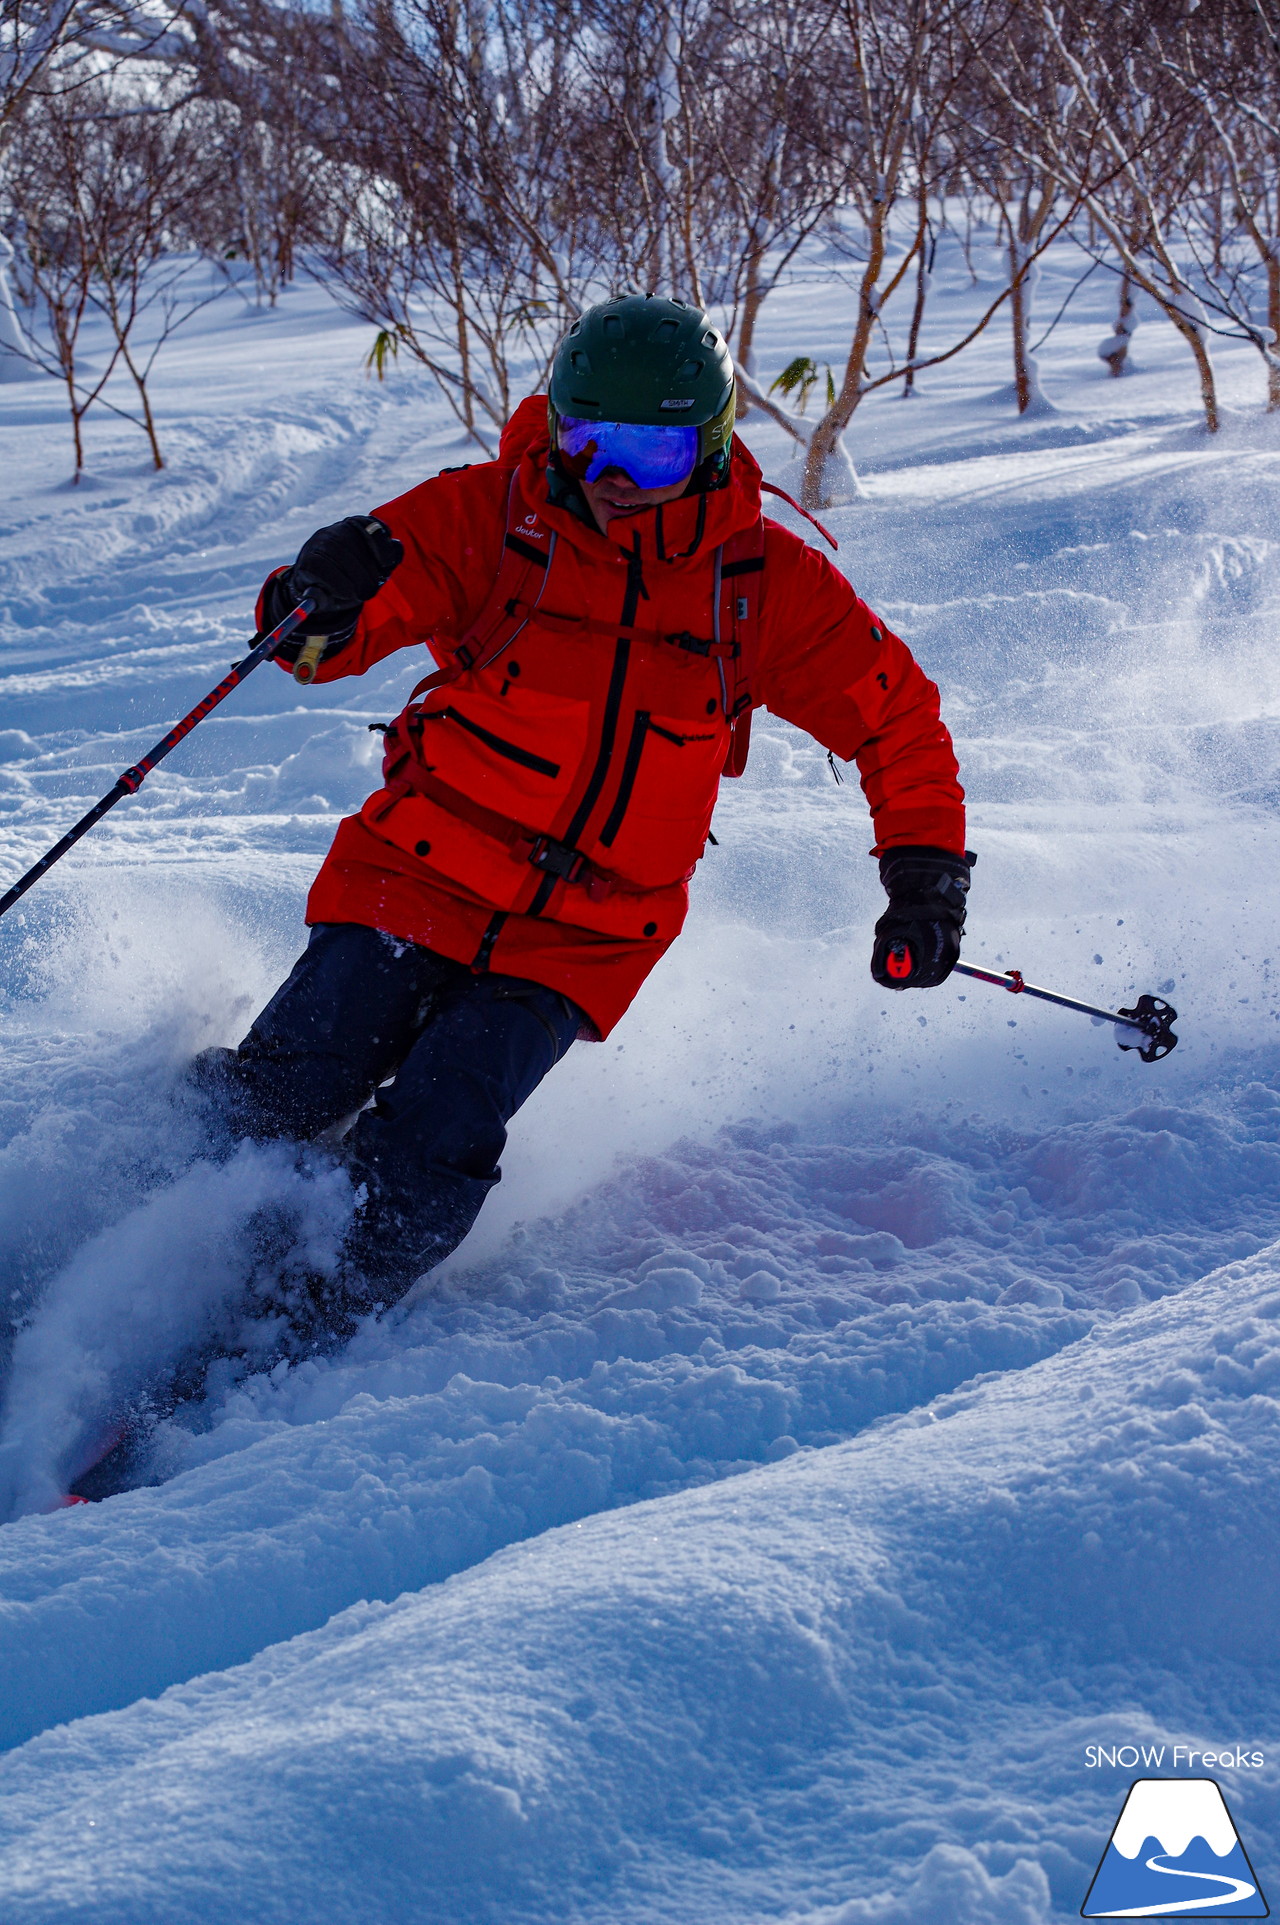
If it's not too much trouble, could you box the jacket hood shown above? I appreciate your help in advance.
[498,392,763,562]
[498,394,553,464]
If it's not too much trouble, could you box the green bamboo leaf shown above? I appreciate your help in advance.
[364,328,400,381]
[769,354,819,413]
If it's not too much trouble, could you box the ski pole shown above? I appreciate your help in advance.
[0,596,316,923]
[951,958,1178,1062]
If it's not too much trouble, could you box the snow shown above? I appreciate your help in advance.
[2,1246,1279,1923]
[1,231,1280,1921]
[1112,1781,1238,1860]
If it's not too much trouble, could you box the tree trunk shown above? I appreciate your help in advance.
[801,410,863,508]
[123,353,164,470]
[0,238,36,382]
[902,182,930,399]
[902,264,930,397]
[1010,238,1029,411]
[1083,199,1217,431]
[651,11,680,296]
[1268,242,1280,411]
[1009,236,1046,414]
[140,390,164,470]
[1098,271,1136,377]
[65,372,84,479]
[1167,296,1218,432]
[800,205,887,508]
[735,249,765,416]
[451,250,474,434]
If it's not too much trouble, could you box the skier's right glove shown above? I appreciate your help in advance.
[870,846,973,989]
[263,515,404,663]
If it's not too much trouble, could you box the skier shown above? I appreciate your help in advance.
[190,294,970,1349]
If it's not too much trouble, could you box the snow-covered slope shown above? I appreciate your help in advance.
[1,237,1279,1921]
[2,1245,1279,1924]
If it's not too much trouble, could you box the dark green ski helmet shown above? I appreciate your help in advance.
[548,295,736,475]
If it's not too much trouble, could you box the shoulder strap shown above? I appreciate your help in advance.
[407,472,558,703]
[716,516,766,778]
[715,483,837,778]
[760,480,838,551]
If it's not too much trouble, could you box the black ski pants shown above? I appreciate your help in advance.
[189,922,581,1320]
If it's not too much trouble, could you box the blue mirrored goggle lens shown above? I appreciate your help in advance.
[559,416,700,489]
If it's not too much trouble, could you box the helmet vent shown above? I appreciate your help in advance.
[654,318,679,341]
[676,358,703,379]
[602,315,623,337]
[569,350,592,373]
[701,331,719,348]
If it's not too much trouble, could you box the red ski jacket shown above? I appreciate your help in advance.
[268,396,965,1038]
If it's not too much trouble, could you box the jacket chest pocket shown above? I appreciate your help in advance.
[593,708,727,884]
[417,684,590,808]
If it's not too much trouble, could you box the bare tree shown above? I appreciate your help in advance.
[17,0,1280,481]
[1097,266,1137,376]
[737,0,1085,507]
[1,1,193,138]
[650,4,683,297]
[977,1,1221,431]
[312,0,851,444]
[5,81,217,474]
[180,0,333,305]
[3,87,122,475]
[779,0,1081,506]
[899,144,938,399]
[1156,0,1280,410]
[0,1,79,135]
[81,102,220,467]
[990,142,1065,410]
[675,0,849,403]
[315,0,609,452]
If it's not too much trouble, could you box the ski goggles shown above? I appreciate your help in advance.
[557,415,701,490]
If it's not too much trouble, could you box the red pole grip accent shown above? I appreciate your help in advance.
[886,942,914,981]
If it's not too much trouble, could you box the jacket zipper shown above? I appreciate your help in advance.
[424,706,560,778]
[526,635,632,917]
[599,712,690,848]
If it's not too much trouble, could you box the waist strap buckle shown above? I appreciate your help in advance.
[525,834,585,883]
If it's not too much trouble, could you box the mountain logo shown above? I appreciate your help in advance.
[1082,1778,1269,1917]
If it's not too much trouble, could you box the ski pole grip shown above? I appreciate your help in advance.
[292,633,329,685]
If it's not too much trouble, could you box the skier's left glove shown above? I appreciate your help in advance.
[263,515,405,663]
[870,846,973,989]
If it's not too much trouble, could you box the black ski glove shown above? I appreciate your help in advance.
[264,515,404,663]
[870,846,973,990]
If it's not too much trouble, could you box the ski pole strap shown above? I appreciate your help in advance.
[951,960,1178,1062]
[0,597,315,923]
